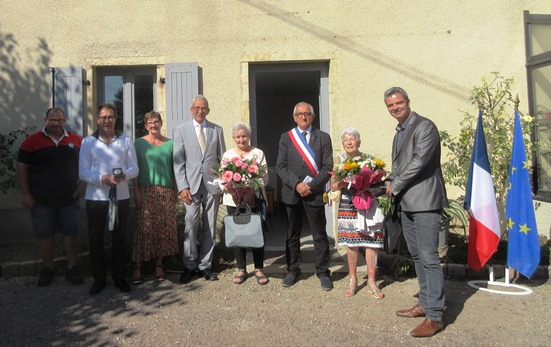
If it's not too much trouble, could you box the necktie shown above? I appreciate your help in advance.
[197,125,206,155]
[395,125,405,148]
[302,131,308,143]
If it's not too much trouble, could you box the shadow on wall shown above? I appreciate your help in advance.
[0,30,53,205]
[0,29,52,133]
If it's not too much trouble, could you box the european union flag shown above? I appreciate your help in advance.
[505,112,540,278]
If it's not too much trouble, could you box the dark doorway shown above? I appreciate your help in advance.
[248,62,331,249]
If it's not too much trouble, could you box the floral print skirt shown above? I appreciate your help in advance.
[132,185,179,263]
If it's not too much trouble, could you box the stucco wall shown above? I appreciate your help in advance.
[1,0,550,235]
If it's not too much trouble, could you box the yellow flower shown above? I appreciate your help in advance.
[375,159,386,169]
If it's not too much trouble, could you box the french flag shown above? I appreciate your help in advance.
[463,112,501,271]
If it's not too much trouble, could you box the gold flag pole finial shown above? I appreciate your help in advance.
[514,94,520,113]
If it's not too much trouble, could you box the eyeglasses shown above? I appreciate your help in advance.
[98,116,117,121]
[294,112,313,118]
[47,118,65,123]
[192,106,208,111]
[146,120,161,126]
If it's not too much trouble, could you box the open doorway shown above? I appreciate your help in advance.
[248,62,330,249]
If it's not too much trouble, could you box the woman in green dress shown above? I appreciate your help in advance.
[131,111,179,283]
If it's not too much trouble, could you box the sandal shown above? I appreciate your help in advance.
[344,278,357,297]
[132,268,142,285]
[368,280,385,299]
[155,266,166,282]
[233,270,247,285]
[254,269,269,285]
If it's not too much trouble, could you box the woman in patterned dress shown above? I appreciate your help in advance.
[131,111,179,283]
[330,128,385,298]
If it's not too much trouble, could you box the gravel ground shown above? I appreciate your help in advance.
[1,269,550,347]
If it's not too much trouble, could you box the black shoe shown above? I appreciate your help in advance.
[179,268,195,284]
[319,275,333,291]
[199,268,219,281]
[65,266,84,286]
[114,278,131,293]
[89,280,106,295]
[37,267,54,287]
[282,272,298,287]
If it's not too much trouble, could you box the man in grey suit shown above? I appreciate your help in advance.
[173,95,226,284]
[384,87,447,337]
[276,102,334,291]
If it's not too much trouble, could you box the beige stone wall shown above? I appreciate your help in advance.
[1,0,550,234]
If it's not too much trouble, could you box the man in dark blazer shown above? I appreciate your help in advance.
[384,87,447,337]
[276,102,334,290]
[173,95,226,283]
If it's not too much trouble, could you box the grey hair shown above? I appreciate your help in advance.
[384,87,409,101]
[192,95,209,108]
[232,122,252,137]
[341,127,361,142]
[293,102,315,116]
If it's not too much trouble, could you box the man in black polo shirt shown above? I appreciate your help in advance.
[16,107,86,287]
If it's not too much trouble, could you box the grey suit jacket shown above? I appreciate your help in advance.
[390,113,447,212]
[276,128,333,206]
[173,119,226,195]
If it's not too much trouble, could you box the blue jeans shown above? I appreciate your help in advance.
[400,210,445,321]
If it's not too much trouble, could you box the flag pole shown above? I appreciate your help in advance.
[467,96,532,295]
[505,95,519,288]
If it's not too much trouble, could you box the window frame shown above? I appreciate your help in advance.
[525,11,551,201]
[96,66,157,140]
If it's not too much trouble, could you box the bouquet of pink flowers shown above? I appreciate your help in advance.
[214,156,267,204]
[333,154,386,210]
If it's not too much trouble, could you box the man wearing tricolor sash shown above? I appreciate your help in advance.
[276,102,334,291]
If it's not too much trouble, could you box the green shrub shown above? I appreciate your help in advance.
[0,127,35,194]
[439,72,535,232]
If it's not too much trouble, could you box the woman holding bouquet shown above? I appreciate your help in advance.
[330,128,385,298]
[221,122,269,285]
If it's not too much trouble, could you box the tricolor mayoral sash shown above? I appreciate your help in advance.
[288,128,330,203]
[288,128,319,176]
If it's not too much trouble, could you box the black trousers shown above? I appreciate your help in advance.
[284,200,330,277]
[86,199,130,281]
[226,206,265,270]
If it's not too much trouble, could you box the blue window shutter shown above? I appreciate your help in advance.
[165,63,199,139]
[53,67,86,136]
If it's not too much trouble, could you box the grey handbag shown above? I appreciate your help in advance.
[224,203,264,248]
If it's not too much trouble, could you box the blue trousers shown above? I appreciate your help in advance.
[400,210,445,321]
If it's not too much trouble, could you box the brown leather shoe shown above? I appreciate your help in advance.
[410,318,444,337]
[396,304,426,318]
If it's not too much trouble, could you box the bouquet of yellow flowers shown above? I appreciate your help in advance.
[332,153,386,209]
[333,154,385,181]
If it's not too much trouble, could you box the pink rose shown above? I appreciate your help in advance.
[248,165,259,174]
[241,163,248,169]
[222,171,233,182]
[231,157,240,163]
[235,160,243,167]
[221,159,229,166]
[233,172,242,182]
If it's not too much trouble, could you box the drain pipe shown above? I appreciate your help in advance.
[50,68,55,107]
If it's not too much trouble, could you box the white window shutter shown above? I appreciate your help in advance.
[165,63,199,139]
[52,67,86,136]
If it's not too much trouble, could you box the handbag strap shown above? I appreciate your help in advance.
[234,202,253,216]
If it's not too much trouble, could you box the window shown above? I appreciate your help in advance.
[96,67,157,139]
[525,11,551,201]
